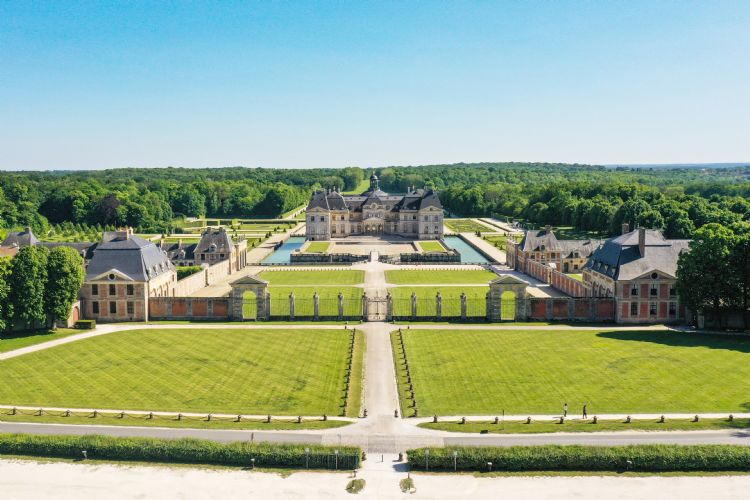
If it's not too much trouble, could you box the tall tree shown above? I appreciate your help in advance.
[729,222,750,328]
[676,223,735,326]
[45,246,85,329]
[9,246,49,328]
[0,257,11,333]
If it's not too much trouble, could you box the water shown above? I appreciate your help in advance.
[443,236,490,263]
[261,236,305,264]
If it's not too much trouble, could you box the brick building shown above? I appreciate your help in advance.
[583,226,690,323]
[80,228,176,322]
[506,226,601,274]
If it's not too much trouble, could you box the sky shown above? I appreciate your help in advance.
[1,1,748,170]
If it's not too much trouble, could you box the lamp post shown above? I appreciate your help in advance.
[305,447,310,469]
[425,449,430,472]
[453,450,458,472]
[250,458,255,470]
[487,461,493,472]
[335,449,339,470]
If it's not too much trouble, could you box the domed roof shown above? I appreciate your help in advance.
[370,172,378,180]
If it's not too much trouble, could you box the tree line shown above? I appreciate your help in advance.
[0,246,85,333]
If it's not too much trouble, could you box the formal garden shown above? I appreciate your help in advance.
[392,328,750,417]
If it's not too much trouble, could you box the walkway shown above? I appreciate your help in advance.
[460,232,506,263]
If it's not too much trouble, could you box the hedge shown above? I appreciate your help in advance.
[408,445,750,472]
[0,433,360,470]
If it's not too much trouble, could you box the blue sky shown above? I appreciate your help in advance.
[1,1,748,170]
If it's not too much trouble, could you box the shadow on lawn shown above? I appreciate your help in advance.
[596,330,750,354]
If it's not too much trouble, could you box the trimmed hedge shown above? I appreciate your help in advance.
[408,445,750,472]
[0,433,360,470]
[74,320,96,329]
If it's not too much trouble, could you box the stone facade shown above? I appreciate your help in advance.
[306,173,444,240]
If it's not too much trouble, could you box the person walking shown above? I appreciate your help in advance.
[563,403,568,417]
[582,404,588,419]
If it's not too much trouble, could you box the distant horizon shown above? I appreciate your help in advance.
[1,161,749,173]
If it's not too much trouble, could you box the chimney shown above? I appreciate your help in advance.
[24,226,32,234]
[638,227,646,257]
[621,222,630,235]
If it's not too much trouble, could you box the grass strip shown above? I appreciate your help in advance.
[420,417,750,434]
[0,433,361,470]
[408,445,750,472]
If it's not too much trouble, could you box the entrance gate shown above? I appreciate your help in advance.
[365,294,392,322]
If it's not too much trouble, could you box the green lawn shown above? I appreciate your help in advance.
[0,329,81,354]
[386,270,496,285]
[390,286,487,317]
[421,418,750,434]
[444,219,489,233]
[393,329,750,415]
[417,241,445,253]
[569,273,583,282]
[0,328,361,416]
[259,270,364,286]
[305,241,332,253]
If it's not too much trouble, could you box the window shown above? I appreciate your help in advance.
[109,284,116,296]
[127,302,134,315]
[92,302,99,314]
[630,302,638,316]
[650,284,658,297]
[126,284,134,296]
[109,301,117,314]
[669,302,677,317]
[669,286,676,297]
[91,284,99,296]
[631,285,638,296]
[649,302,657,316]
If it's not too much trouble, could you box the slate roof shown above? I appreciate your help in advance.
[519,228,559,252]
[195,228,233,254]
[306,186,443,212]
[160,240,197,262]
[41,242,98,260]
[1,228,40,248]
[86,234,173,281]
[585,229,691,281]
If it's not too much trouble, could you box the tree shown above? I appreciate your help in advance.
[45,247,85,329]
[172,187,205,217]
[9,246,49,328]
[729,222,750,328]
[676,223,735,326]
[0,257,11,333]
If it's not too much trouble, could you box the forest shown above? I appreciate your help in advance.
[1,163,748,239]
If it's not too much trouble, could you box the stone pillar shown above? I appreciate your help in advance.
[386,292,393,322]
[516,294,527,321]
[265,293,271,320]
[568,298,575,321]
[289,292,295,321]
[256,290,268,320]
[411,292,418,320]
[486,292,492,322]
[338,292,344,320]
[460,292,467,320]
[313,292,320,320]
[436,292,442,320]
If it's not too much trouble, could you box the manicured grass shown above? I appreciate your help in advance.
[393,329,750,415]
[268,287,362,317]
[444,219,489,233]
[390,287,488,317]
[305,241,332,253]
[417,241,445,253]
[0,329,81,354]
[385,270,496,285]
[259,269,365,285]
[421,418,750,434]
[0,410,351,430]
[0,328,361,416]
[569,273,583,282]
[346,329,366,417]
[551,226,607,240]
